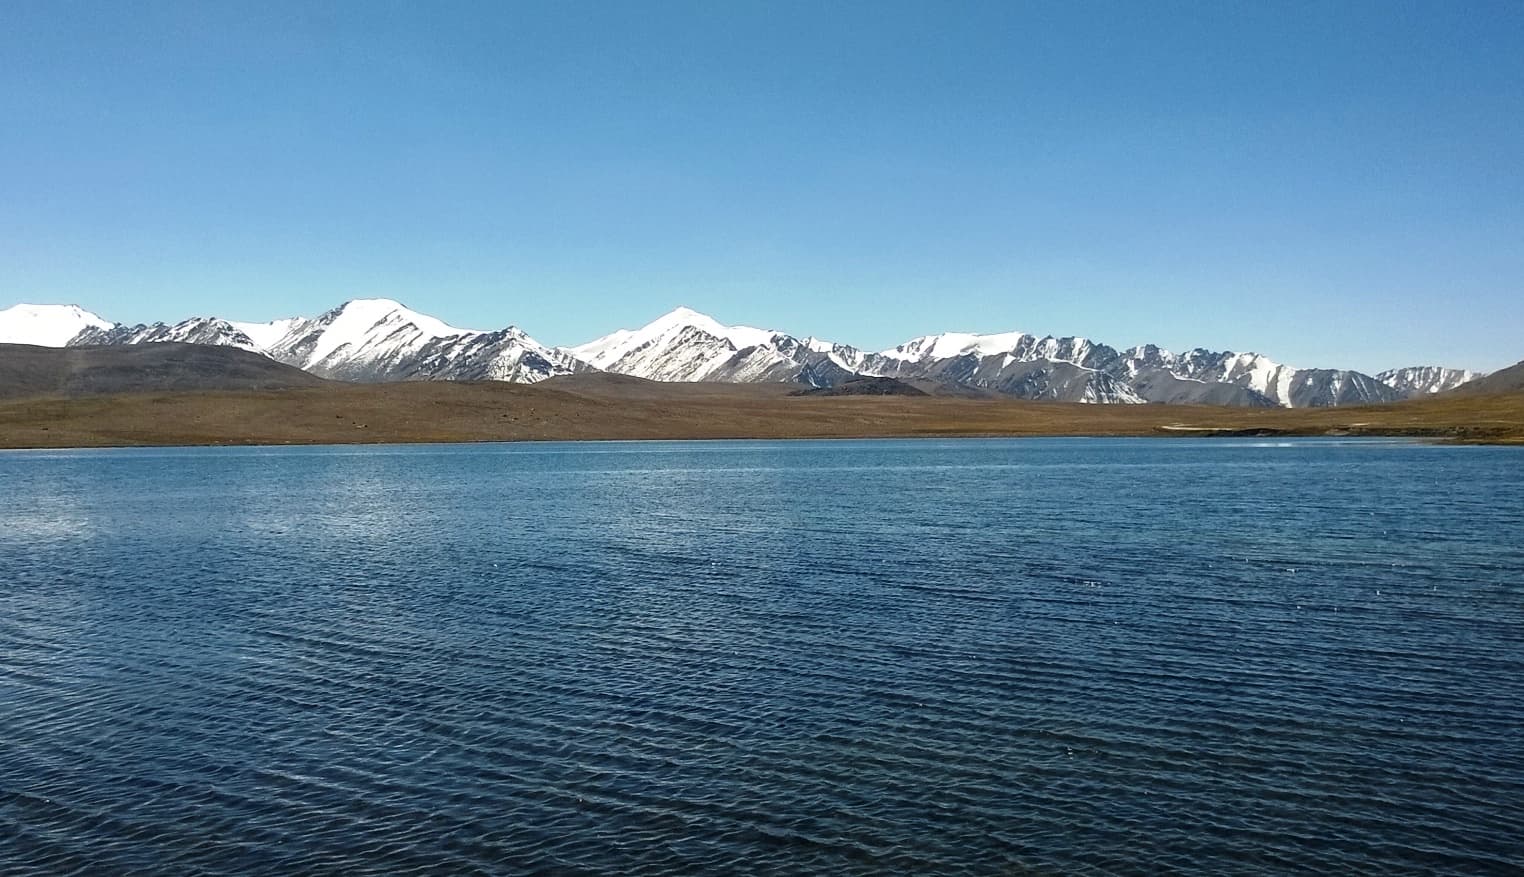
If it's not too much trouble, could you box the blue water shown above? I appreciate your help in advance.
[2,438,1522,874]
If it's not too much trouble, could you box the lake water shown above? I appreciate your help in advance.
[2,438,1522,874]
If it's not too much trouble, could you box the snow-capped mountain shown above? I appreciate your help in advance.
[866,331,1418,407]
[77,317,271,350]
[568,310,1415,406]
[877,331,1105,368]
[572,306,787,381]
[1113,345,1403,408]
[857,331,1143,403]
[570,312,1141,403]
[72,299,589,384]
[1375,366,1481,397]
[7,297,1496,406]
[0,303,113,347]
[570,306,876,388]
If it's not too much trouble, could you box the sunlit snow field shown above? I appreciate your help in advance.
[2,438,1522,874]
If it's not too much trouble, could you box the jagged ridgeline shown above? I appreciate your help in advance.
[0,300,1487,407]
[63,300,590,384]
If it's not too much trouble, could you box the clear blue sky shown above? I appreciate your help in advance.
[2,1,1520,372]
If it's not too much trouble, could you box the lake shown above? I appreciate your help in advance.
[2,438,1522,874]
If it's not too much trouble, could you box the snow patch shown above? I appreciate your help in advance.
[0,303,114,347]
[228,318,303,351]
[880,330,1032,361]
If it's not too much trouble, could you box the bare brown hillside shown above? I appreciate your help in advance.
[2,373,1521,449]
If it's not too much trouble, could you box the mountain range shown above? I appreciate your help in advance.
[0,299,1487,407]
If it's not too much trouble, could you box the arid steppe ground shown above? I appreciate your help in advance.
[2,373,1522,449]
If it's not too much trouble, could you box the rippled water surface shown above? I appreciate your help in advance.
[3,438,1523,874]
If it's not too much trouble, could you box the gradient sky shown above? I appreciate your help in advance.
[2,1,1521,372]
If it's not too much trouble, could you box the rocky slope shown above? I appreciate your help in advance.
[72,299,588,384]
[1446,359,1524,396]
[1376,366,1481,397]
[572,309,1433,407]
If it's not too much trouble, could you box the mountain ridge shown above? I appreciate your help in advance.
[67,299,589,384]
[0,300,1496,407]
[1446,359,1524,396]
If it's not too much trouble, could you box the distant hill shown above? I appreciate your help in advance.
[1448,359,1524,396]
[0,342,327,399]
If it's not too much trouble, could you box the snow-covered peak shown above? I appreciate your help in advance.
[802,337,835,354]
[1220,351,1290,397]
[326,298,476,338]
[660,305,713,326]
[294,298,478,368]
[570,306,781,371]
[40,296,583,385]
[0,303,114,347]
[648,306,779,350]
[256,298,584,383]
[879,330,1034,361]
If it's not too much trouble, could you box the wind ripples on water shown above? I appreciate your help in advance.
[2,438,1522,874]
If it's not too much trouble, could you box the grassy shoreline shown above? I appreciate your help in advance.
[2,379,1521,450]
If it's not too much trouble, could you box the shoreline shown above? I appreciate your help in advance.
[0,432,1477,454]
[2,380,1521,450]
